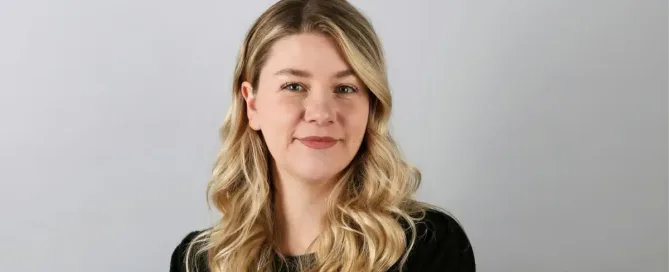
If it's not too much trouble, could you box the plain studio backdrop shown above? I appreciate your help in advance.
[0,0,666,271]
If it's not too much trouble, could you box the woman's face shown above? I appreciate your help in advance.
[242,33,369,184]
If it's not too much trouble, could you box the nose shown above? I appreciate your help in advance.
[303,91,336,125]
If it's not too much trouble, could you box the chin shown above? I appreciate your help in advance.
[293,163,344,184]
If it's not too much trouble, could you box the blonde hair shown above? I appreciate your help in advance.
[186,0,428,271]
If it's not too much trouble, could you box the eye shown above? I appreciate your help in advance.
[335,85,357,94]
[281,82,305,92]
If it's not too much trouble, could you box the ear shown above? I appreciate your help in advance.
[241,81,260,130]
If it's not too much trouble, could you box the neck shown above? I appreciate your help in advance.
[272,168,334,256]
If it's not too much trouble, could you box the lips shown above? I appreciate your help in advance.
[297,136,338,149]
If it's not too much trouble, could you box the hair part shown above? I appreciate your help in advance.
[186,0,427,271]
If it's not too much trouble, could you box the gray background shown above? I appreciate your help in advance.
[0,0,666,271]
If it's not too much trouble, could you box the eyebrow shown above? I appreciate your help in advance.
[273,68,356,79]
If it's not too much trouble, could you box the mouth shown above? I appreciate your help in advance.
[297,136,339,149]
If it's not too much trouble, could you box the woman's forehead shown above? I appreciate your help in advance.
[261,33,353,79]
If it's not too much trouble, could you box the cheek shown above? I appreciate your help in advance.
[352,112,369,140]
[341,100,369,140]
[257,96,303,141]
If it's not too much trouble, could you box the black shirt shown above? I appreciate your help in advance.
[170,209,475,271]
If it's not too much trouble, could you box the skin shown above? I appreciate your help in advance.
[241,33,369,255]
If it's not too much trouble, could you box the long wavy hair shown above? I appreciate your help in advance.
[185,0,428,271]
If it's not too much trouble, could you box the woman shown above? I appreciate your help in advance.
[170,0,475,271]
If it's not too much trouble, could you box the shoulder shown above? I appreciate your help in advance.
[400,208,476,271]
[413,208,469,243]
[170,230,209,272]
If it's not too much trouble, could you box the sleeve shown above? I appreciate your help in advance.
[405,210,476,272]
[170,231,205,272]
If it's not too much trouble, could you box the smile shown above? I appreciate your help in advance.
[297,136,339,149]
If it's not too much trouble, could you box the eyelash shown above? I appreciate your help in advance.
[280,82,305,92]
[280,82,358,93]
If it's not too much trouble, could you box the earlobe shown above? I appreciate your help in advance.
[241,82,260,130]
